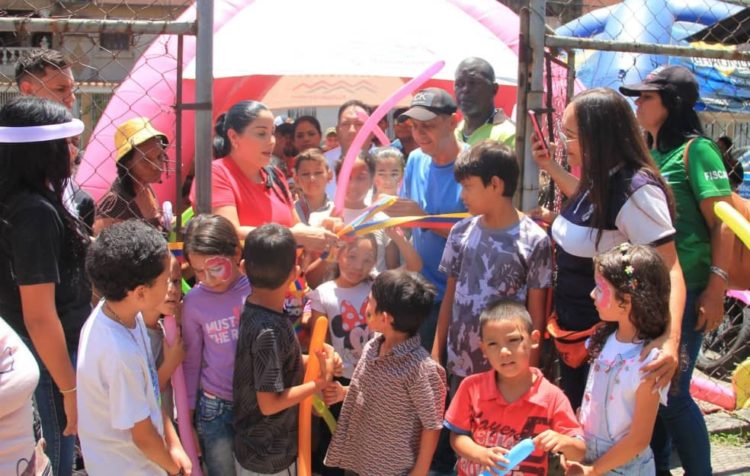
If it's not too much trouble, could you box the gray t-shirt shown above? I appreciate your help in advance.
[439,215,552,377]
[233,302,304,474]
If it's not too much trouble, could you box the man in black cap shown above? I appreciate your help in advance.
[454,57,515,146]
[388,88,466,327]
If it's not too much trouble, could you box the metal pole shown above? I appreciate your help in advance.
[175,34,184,237]
[565,48,576,104]
[521,0,547,210]
[515,7,530,209]
[194,0,214,214]
[0,17,195,34]
[546,35,750,61]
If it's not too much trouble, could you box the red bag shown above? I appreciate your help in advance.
[547,313,600,368]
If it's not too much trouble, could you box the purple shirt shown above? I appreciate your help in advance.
[182,274,250,408]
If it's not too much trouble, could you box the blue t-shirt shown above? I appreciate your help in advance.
[400,147,467,299]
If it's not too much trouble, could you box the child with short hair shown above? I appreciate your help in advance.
[233,224,339,475]
[294,149,334,224]
[142,255,183,417]
[565,243,671,475]
[182,214,251,476]
[77,220,191,476]
[323,269,447,476]
[445,301,585,475]
[369,146,405,198]
[434,140,552,380]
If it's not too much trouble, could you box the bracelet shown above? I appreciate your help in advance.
[709,265,729,283]
[60,386,77,394]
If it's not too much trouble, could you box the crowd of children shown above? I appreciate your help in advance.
[0,92,685,476]
[68,135,678,476]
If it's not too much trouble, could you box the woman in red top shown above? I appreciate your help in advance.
[203,100,337,252]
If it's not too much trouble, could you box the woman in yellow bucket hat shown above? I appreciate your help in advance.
[93,117,168,235]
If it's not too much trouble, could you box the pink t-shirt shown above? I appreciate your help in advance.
[193,158,293,227]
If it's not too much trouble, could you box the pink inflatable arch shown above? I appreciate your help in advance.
[79,0,550,204]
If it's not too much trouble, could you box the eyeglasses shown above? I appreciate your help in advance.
[557,129,578,153]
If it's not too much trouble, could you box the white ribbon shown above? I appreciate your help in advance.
[0,118,84,143]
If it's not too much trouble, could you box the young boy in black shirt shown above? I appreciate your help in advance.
[233,224,340,475]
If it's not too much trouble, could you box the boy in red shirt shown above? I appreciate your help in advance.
[444,301,585,475]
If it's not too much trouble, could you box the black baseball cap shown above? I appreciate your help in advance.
[399,88,457,122]
[619,65,699,107]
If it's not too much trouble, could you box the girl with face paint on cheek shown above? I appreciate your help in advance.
[181,214,252,475]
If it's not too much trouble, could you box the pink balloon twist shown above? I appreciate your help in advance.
[355,110,391,147]
[332,60,445,215]
[163,315,204,476]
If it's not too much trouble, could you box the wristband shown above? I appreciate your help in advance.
[709,265,729,284]
[60,386,77,395]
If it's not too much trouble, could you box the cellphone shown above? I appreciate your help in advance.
[528,110,548,152]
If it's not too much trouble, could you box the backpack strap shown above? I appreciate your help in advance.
[681,138,697,183]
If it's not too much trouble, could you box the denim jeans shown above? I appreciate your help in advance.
[21,336,76,476]
[650,289,712,475]
[196,392,236,476]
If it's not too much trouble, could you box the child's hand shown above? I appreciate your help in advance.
[564,461,596,476]
[478,446,510,470]
[528,206,557,225]
[163,332,186,367]
[168,443,193,475]
[322,381,347,405]
[385,226,406,241]
[533,430,569,454]
[322,343,344,377]
[315,350,331,384]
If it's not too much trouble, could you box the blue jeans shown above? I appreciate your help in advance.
[650,289,712,475]
[21,336,76,476]
[196,392,236,476]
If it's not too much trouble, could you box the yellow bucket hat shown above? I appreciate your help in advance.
[114,117,168,162]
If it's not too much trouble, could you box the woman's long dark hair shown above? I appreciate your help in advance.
[0,96,88,259]
[647,87,704,152]
[571,88,675,245]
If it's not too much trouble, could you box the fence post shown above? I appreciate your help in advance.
[194,0,214,214]
[519,0,547,210]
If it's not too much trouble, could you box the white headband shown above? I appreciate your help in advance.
[0,118,84,143]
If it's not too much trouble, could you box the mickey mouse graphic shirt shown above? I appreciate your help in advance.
[309,280,373,379]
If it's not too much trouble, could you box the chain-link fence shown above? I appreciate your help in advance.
[517,0,750,436]
[0,1,197,236]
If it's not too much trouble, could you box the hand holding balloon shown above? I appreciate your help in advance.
[479,438,535,476]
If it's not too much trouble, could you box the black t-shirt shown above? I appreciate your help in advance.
[233,301,304,473]
[0,192,92,351]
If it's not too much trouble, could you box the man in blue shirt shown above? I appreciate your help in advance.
[389,87,467,476]
[389,88,468,350]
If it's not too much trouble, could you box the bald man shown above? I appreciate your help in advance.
[453,57,515,147]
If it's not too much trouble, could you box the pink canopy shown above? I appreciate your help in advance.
[79,0,527,203]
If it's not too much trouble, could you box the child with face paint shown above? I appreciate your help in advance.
[566,243,672,476]
[181,214,251,476]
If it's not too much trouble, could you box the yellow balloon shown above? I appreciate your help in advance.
[714,201,750,250]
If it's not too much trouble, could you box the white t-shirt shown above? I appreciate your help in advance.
[0,318,39,475]
[309,280,373,379]
[77,302,164,475]
[580,333,668,442]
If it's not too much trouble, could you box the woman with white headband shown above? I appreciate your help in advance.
[0,96,90,476]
